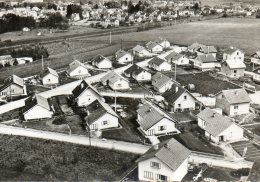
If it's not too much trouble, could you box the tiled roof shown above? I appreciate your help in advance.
[196,54,217,63]
[146,41,161,50]
[162,85,186,103]
[149,57,166,66]
[165,52,184,61]
[23,95,50,113]
[197,46,217,54]
[67,60,88,74]
[133,45,147,52]
[0,75,24,92]
[115,49,131,60]
[92,54,110,64]
[152,72,172,89]
[137,138,191,172]
[251,51,260,59]
[101,71,128,85]
[197,108,235,136]
[188,43,204,51]
[220,89,251,104]
[40,67,59,78]
[224,59,246,69]
[72,80,101,99]
[124,64,147,76]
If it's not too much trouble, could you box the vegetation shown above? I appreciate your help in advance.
[39,13,69,30]
[256,9,260,18]
[66,4,83,19]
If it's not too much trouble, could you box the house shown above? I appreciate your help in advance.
[132,45,150,58]
[187,43,204,53]
[92,55,112,69]
[15,57,33,65]
[149,57,171,71]
[124,64,151,82]
[0,75,26,98]
[193,54,219,71]
[215,89,251,116]
[197,108,244,143]
[146,41,163,53]
[137,138,191,181]
[39,67,59,86]
[165,52,189,65]
[152,72,173,93]
[223,47,244,62]
[0,55,14,66]
[101,71,130,90]
[163,85,197,112]
[137,102,179,136]
[72,80,103,107]
[251,51,260,65]
[156,39,171,49]
[115,50,133,64]
[23,95,53,121]
[84,100,119,130]
[221,59,246,78]
[67,60,90,78]
[196,46,217,58]
[253,68,260,83]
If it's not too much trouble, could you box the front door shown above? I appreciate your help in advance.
[219,135,225,142]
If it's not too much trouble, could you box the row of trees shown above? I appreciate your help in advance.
[0,2,58,10]
[11,44,49,60]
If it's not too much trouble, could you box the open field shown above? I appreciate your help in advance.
[200,0,260,6]
[0,134,139,181]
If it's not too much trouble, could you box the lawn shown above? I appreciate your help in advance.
[248,161,260,181]
[0,108,21,122]
[0,134,139,181]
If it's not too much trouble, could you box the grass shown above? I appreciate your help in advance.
[248,161,260,181]
[0,108,21,122]
[0,134,139,181]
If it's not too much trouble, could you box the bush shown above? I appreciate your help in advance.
[230,168,250,178]
[52,116,66,125]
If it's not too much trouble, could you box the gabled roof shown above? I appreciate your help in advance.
[0,75,24,92]
[0,55,13,60]
[162,85,191,104]
[124,64,148,76]
[137,138,191,172]
[146,41,162,50]
[101,71,129,84]
[115,49,131,60]
[197,108,236,136]
[218,89,251,104]
[40,67,59,78]
[165,52,184,61]
[224,59,246,69]
[84,100,118,125]
[197,46,217,54]
[251,51,260,59]
[72,80,101,99]
[67,60,88,74]
[93,54,110,64]
[224,47,243,55]
[253,67,260,74]
[23,95,50,113]
[149,57,166,66]
[152,72,172,89]
[133,45,147,53]
[188,43,204,51]
[196,54,217,63]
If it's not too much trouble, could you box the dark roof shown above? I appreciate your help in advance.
[72,80,101,99]
[0,75,24,92]
[251,51,260,59]
[146,41,161,50]
[124,64,148,76]
[137,138,191,172]
[92,54,110,64]
[162,85,187,103]
[253,67,260,74]
[23,95,50,114]
[188,43,204,51]
[40,67,59,78]
[149,57,166,66]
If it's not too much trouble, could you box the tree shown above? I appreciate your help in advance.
[40,13,69,30]
[256,9,260,18]
[128,1,135,14]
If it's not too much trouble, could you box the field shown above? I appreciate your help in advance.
[0,134,139,181]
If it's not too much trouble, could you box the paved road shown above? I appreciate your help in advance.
[0,124,149,154]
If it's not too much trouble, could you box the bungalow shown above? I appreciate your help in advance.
[92,55,112,69]
[124,64,151,82]
[165,52,189,65]
[137,102,179,136]
[146,41,163,53]
[132,45,150,58]
[253,68,260,83]
[152,72,173,93]
[39,67,59,86]
[221,59,246,78]
[156,39,171,49]
[0,75,26,98]
[163,85,197,112]
[0,55,14,66]
[148,57,171,71]
[251,51,260,65]
[215,89,251,116]
[223,47,244,62]
[84,100,119,130]
[101,71,130,90]
[67,60,90,78]
[23,95,53,121]
[137,138,191,182]
[196,46,217,58]
[197,108,244,143]
[72,80,103,107]
[193,54,219,71]
[115,50,133,64]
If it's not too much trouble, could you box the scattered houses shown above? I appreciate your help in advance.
[23,95,53,121]
[197,108,244,143]
[72,80,103,107]
[0,75,26,98]
[152,72,173,93]
[215,89,251,116]
[193,54,219,71]
[223,47,244,62]
[67,60,90,78]
[146,41,164,53]
[84,100,119,130]
[132,45,150,58]
[101,71,130,90]
[92,55,112,69]
[137,138,191,181]
[251,51,260,65]
[148,57,171,71]
[124,64,151,82]
[221,59,246,78]
[39,67,59,86]
[165,52,190,65]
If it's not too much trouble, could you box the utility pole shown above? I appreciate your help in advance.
[41,55,44,70]
[114,90,117,112]
[174,62,177,81]
[109,31,112,45]
[121,39,123,50]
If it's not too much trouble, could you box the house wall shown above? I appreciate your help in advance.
[215,93,231,115]
[221,65,245,78]
[219,124,244,142]
[194,61,216,70]
[135,50,150,57]
[151,45,163,53]
[97,59,112,69]
[173,56,190,65]
[229,103,250,116]
[144,118,177,136]
[110,79,129,90]
[154,80,173,93]
[42,74,59,85]
[251,58,260,65]
[69,66,89,77]
[0,84,24,97]
[223,50,244,62]
[138,157,188,182]
[159,41,171,48]
[133,71,151,81]
[24,105,53,120]
[76,89,101,106]
[117,54,133,64]
[253,74,260,82]
[172,92,196,112]
[90,113,118,130]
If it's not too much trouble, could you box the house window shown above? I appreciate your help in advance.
[234,70,237,73]
[178,104,181,107]
[151,161,161,169]
[126,57,128,60]
[48,79,51,82]
[237,52,239,55]
[158,126,166,131]
[102,121,109,125]
[156,174,168,181]
[234,105,238,109]
[144,171,153,179]
[184,95,187,100]
[78,70,81,74]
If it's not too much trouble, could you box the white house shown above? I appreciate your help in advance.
[137,138,191,182]
[253,68,260,83]
[84,100,119,130]
[132,45,150,58]
[163,85,197,112]
[146,41,163,53]
[16,57,33,65]
[137,103,179,136]
[251,51,260,65]
[23,95,53,121]
[67,60,90,78]
[148,57,171,71]
[0,75,26,98]
[72,80,103,107]
[115,50,133,64]
[156,39,171,49]
[223,47,244,62]
[165,52,189,65]
[0,55,14,66]
[187,43,205,53]
[221,59,246,78]
[196,46,217,58]
[92,55,112,69]
[124,64,151,82]
[215,89,251,116]
[197,108,244,143]
[193,54,219,71]
[39,67,59,86]
[152,72,173,93]
[101,71,130,90]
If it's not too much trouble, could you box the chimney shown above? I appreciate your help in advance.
[148,107,152,112]
[81,82,84,89]
[208,46,210,54]
[175,86,179,93]
[212,112,216,117]
[164,143,169,149]
[154,144,159,150]
[86,110,90,116]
